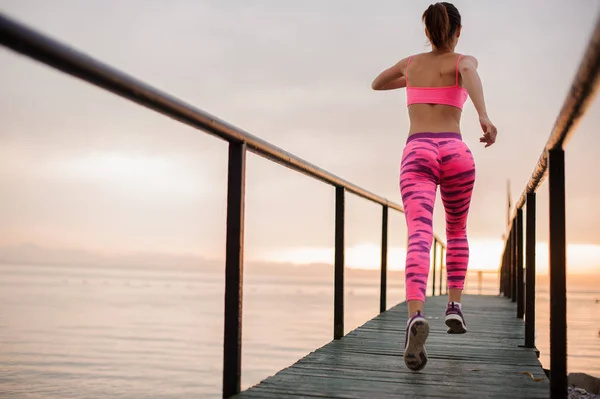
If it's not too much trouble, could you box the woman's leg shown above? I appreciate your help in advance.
[400,139,440,311]
[399,137,440,371]
[439,138,476,333]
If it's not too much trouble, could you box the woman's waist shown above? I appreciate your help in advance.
[408,116,461,135]
[408,124,462,136]
[408,106,461,126]
[406,131,463,143]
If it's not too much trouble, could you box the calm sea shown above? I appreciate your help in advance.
[0,262,598,398]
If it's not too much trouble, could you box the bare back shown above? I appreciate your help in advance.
[405,52,464,135]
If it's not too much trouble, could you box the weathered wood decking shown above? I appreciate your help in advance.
[233,295,549,399]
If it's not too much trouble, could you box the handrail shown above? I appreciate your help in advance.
[509,15,600,220]
[0,11,447,244]
[0,11,448,399]
[500,12,600,399]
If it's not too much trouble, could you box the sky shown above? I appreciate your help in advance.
[1,0,600,273]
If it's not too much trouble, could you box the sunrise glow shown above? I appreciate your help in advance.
[260,239,600,274]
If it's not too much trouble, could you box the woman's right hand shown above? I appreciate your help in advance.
[479,115,497,148]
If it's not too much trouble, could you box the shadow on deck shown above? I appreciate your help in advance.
[233,296,548,399]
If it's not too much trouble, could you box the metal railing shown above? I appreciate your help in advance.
[0,13,448,398]
[464,269,498,295]
[499,14,600,399]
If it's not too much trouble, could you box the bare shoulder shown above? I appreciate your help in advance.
[397,54,418,66]
[399,52,427,71]
[389,55,415,75]
[458,54,479,69]
[407,52,429,62]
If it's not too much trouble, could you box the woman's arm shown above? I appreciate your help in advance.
[458,55,487,117]
[459,55,498,147]
[372,58,409,90]
[374,76,406,91]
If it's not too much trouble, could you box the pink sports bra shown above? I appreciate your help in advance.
[405,54,468,110]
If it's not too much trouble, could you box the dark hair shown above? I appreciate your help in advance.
[422,2,461,50]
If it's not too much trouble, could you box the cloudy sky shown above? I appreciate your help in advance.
[1,0,599,271]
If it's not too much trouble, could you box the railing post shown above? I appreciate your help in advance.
[525,192,536,348]
[511,223,517,303]
[505,240,510,297]
[379,205,388,314]
[506,243,510,297]
[513,223,523,303]
[505,239,512,299]
[222,142,246,399]
[500,245,504,296]
[549,148,567,398]
[334,186,345,340]
[431,239,437,297]
[506,234,511,299]
[439,246,444,296]
[517,208,524,318]
[507,236,512,298]
[501,243,508,296]
[504,245,509,297]
[508,226,514,301]
[508,238,512,298]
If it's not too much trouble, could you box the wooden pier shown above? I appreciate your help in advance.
[233,296,548,399]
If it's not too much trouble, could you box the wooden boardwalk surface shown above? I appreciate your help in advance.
[233,295,549,399]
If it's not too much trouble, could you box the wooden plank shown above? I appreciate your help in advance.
[233,295,548,399]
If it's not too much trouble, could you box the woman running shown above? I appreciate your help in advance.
[371,2,497,372]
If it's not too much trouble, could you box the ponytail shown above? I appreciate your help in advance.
[422,2,459,50]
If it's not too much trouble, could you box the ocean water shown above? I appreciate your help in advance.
[0,262,598,398]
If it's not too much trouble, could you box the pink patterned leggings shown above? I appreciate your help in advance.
[399,132,476,302]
